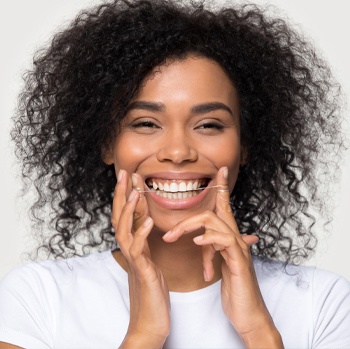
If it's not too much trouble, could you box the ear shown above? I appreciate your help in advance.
[240,145,248,165]
[101,145,114,165]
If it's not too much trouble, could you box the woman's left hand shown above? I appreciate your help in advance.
[163,167,283,348]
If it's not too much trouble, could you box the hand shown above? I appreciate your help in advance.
[112,170,170,349]
[163,167,283,348]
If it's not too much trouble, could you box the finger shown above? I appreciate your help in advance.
[115,189,140,255]
[215,166,250,251]
[132,173,150,230]
[193,230,238,250]
[129,216,154,270]
[215,166,238,231]
[193,230,247,262]
[242,234,259,247]
[111,169,133,229]
[163,210,231,242]
[202,241,216,282]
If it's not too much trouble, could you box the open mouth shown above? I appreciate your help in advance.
[145,178,210,199]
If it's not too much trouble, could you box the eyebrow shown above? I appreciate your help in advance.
[126,101,233,116]
[126,101,166,113]
[191,102,233,116]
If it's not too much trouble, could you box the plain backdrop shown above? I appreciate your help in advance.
[0,0,349,279]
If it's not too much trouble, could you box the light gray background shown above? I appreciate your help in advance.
[1,0,349,279]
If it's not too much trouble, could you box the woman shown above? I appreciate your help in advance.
[1,0,349,348]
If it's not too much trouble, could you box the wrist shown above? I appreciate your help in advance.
[240,322,283,349]
[119,331,167,349]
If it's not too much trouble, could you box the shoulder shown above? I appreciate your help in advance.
[254,258,350,348]
[0,250,118,299]
[253,256,349,289]
[0,251,128,348]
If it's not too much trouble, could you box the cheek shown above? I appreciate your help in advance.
[203,136,241,182]
[113,136,152,173]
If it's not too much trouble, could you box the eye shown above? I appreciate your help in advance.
[127,119,161,134]
[196,122,225,131]
[131,121,159,129]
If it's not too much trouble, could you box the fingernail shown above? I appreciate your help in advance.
[163,230,172,240]
[204,270,209,282]
[223,167,228,179]
[117,169,123,182]
[128,190,137,202]
[193,235,203,243]
[143,217,153,227]
[132,173,138,188]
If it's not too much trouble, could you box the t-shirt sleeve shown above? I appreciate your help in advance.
[312,268,350,348]
[0,264,54,349]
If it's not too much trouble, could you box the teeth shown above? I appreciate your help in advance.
[186,182,193,191]
[147,178,208,199]
[152,190,200,199]
[179,182,187,192]
[169,182,178,192]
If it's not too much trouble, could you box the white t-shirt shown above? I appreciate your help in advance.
[0,250,349,349]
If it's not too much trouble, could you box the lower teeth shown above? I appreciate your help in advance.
[155,190,199,199]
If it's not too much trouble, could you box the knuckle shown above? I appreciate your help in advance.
[228,235,236,246]
[133,210,144,222]
[203,210,214,220]
[205,228,215,237]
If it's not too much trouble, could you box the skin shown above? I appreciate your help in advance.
[104,56,284,348]
[0,56,283,349]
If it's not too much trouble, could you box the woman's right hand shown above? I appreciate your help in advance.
[112,169,170,349]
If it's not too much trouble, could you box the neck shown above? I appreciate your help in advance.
[113,228,222,292]
[149,230,223,291]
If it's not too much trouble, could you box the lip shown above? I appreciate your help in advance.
[142,172,215,210]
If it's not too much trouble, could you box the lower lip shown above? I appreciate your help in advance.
[146,183,212,210]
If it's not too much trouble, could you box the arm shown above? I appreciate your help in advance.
[0,343,23,349]
[113,170,170,349]
[164,167,284,348]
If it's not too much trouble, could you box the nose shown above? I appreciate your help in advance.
[156,128,198,163]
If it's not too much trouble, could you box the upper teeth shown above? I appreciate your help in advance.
[147,179,206,192]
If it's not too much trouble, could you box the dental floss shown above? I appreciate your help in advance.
[135,185,226,193]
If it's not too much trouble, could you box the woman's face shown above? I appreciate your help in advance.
[105,55,244,232]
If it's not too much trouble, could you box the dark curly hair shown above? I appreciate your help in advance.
[12,0,344,263]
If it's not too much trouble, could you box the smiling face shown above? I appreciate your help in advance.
[105,55,244,232]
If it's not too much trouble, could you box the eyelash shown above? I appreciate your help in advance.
[131,121,158,129]
[130,121,225,131]
[196,122,225,130]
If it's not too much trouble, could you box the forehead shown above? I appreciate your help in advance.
[132,55,238,107]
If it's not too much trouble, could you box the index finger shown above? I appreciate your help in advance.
[111,169,131,229]
[215,166,239,233]
[132,172,150,231]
